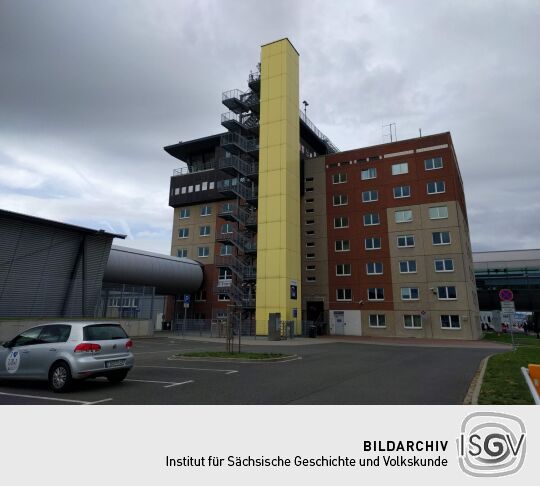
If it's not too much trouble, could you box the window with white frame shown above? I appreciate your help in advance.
[179,208,190,219]
[393,185,411,198]
[368,288,384,300]
[335,240,350,252]
[188,185,193,193]
[397,234,415,248]
[218,293,230,301]
[432,231,451,245]
[333,194,348,206]
[362,190,378,202]
[305,219,315,225]
[178,228,189,238]
[336,288,352,301]
[391,162,408,175]
[177,248,188,258]
[434,258,454,272]
[174,188,180,195]
[334,216,349,228]
[195,184,200,192]
[366,262,383,275]
[305,208,314,213]
[306,253,315,259]
[200,205,212,216]
[306,276,316,282]
[425,156,443,170]
[365,237,381,250]
[399,260,417,273]
[199,225,211,237]
[202,181,208,191]
[336,263,352,276]
[332,173,347,184]
[404,315,422,329]
[306,265,316,271]
[195,289,207,301]
[361,167,377,180]
[401,287,419,300]
[437,286,457,300]
[221,202,232,213]
[306,241,315,247]
[429,206,449,219]
[427,181,446,194]
[220,244,233,256]
[181,187,187,194]
[209,181,215,190]
[441,314,460,329]
[369,314,386,328]
[363,213,380,226]
[221,223,233,234]
[395,210,413,223]
[197,246,210,258]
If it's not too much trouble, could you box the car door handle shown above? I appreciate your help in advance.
[49,348,57,352]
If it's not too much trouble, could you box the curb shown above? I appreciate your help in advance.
[463,354,492,405]
[168,354,299,363]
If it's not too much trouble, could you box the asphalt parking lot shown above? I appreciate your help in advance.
[0,336,503,405]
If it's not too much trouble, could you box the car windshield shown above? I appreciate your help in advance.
[83,324,128,341]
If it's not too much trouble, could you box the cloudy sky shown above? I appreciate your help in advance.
[1,0,539,254]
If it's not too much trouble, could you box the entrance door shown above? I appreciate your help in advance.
[334,311,345,335]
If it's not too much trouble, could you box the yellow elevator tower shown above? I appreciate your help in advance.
[255,38,301,334]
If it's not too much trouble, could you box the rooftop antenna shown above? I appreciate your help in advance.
[419,128,422,137]
[302,100,309,117]
[382,122,397,142]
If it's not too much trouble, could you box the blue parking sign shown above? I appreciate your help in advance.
[183,294,191,304]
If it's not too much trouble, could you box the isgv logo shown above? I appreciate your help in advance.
[6,350,21,374]
[457,412,526,477]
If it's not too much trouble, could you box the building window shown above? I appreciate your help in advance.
[221,223,233,234]
[174,188,180,196]
[336,263,351,276]
[332,173,347,184]
[179,208,190,219]
[178,228,189,238]
[305,177,314,182]
[218,294,230,301]
[305,219,315,225]
[399,260,417,273]
[441,314,460,329]
[335,240,350,252]
[306,198,314,203]
[391,162,408,175]
[363,213,380,226]
[306,253,315,259]
[195,289,207,301]
[306,276,316,282]
[177,248,188,258]
[181,187,187,194]
[401,287,419,300]
[361,167,377,180]
[306,230,315,236]
[404,315,422,329]
[429,206,449,219]
[438,286,457,300]
[306,265,316,271]
[221,202,232,213]
[397,234,415,248]
[200,205,212,216]
[425,156,443,170]
[188,185,193,193]
[366,262,383,275]
[195,184,200,192]
[305,187,314,192]
[197,246,210,258]
[368,288,384,301]
[395,210,413,223]
[362,190,378,202]
[220,244,233,256]
[393,185,411,198]
[369,314,386,328]
[305,208,314,213]
[333,194,348,206]
[334,216,349,228]
[365,237,381,250]
[199,225,211,237]
[202,181,208,191]
[434,259,454,272]
[427,181,446,194]
[336,288,352,301]
[306,241,315,247]
[432,231,451,245]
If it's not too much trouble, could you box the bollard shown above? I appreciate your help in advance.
[529,364,540,395]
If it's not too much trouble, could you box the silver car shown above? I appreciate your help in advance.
[0,322,134,392]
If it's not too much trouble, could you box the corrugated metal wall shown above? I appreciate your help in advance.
[0,215,113,318]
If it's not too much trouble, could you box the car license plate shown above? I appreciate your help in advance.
[105,359,126,368]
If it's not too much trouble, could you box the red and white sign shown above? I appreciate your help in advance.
[499,289,514,302]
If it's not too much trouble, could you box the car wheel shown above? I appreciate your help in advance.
[49,361,72,393]
[107,369,129,384]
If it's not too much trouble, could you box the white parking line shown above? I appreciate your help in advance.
[134,348,205,356]
[136,365,238,375]
[0,391,112,405]
[125,378,194,388]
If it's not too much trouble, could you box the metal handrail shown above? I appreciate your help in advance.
[299,109,339,153]
[218,155,258,177]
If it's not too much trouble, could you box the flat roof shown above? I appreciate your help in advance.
[473,249,540,264]
[0,208,126,239]
[164,133,224,162]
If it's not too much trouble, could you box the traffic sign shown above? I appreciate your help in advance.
[499,288,514,302]
[501,301,515,313]
[183,294,191,304]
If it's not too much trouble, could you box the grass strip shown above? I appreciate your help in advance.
[176,351,291,360]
